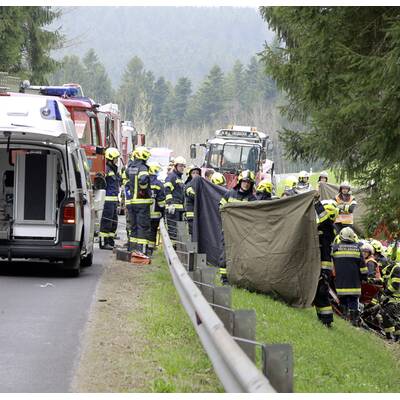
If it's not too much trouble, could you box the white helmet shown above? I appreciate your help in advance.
[340,181,351,190]
[361,243,374,255]
[174,156,187,166]
[298,170,310,181]
[319,170,328,178]
[339,227,357,242]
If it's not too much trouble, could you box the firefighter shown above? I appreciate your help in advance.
[318,171,329,183]
[219,170,257,284]
[121,167,133,247]
[210,172,226,186]
[361,243,382,283]
[332,227,368,326]
[255,179,273,200]
[380,262,400,340]
[296,170,312,192]
[313,200,339,327]
[148,162,166,256]
[165,156,186,241]
[281,175,298,197]
[333,181,357,231]
[184,165,201,237]
[99,147,121,250]
[204,169,215,181]
[370,239,388,274]
[126,146,152,255]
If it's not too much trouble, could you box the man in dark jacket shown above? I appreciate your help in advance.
[165,156,186,241]
[126,146,152,255]
[332,226,368,326]
[99,147,121,250]
[147,162,166,256]
[184,165,201,238]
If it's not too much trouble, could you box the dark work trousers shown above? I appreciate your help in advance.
[187,217,194,238]
[149,218,161,249]
[314,276,334,325]
[129,203,151,253]
[166,210,184,241]
[99,201,118,245]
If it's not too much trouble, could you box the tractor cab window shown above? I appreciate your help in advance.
[210,144,260,172]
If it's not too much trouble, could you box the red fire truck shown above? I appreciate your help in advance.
[190,125,274,189]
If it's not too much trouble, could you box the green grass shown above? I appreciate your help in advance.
[137,250,223,393]
[231,286,400,392]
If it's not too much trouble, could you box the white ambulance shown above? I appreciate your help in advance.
[0,94,95,276]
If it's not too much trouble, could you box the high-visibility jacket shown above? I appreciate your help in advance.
[332,240,367,296]
[184,182,196,219]
[334,194,357,225]
[126,158,152,204]
[220,187,256,208]
[150,174,166,219]
[165,169,185,210]
[104,162,120,202]
[385,263,400,300]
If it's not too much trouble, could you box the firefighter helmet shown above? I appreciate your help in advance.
[105,147,120,161]
[238,170,255,183]
[210,172,226,186]
[131,146,151,161]
[339,181,351,191]
[174,156,187,166]
[256,179,273,194]
[339,227,357,242]
[298,170,310,180]
[318,170,328,182]
[186,164,201,175]
[148,162,162,175]
[283,175,297,189]
[361,243,375,255]
[370,239,383,254]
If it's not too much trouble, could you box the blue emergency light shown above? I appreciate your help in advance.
[39,86,79,97]
[40,99,62,120]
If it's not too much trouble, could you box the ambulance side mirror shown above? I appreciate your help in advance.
[95,146,104,155]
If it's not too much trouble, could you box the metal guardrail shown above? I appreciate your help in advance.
[160,220,276,393]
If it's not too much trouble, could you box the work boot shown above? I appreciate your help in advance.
[386,332,395,341]
[323,322,333,329]
[99,236,105,250]
[147,247,154,257]
[102,238,114,251]
[220,275,229,286]
[349,310,360,327]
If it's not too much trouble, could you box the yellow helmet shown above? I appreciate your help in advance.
[238,170,255,183]
[370,239,383,254]
[211,172,226,186]
[147,162,162,175]
[131,146,151,161]
[105,147,120,161]
[174,156,187,166]
[256,179,273,194]
[283,175,297,189]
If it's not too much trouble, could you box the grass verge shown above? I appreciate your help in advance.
[231,286,400,392]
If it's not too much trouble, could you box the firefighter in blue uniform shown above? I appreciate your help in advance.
[147,162,166,256]
[126,146,152,255]
[184,165,201,238]
[332,226,368,326]
[99,147,121,250]
[314,200,339,327]
[165,156,186,241]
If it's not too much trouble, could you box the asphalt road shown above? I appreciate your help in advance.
[0,246,110,392]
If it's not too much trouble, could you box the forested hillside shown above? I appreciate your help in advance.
[51,6,272,86]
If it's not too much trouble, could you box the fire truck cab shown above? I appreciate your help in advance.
[190,125,274,189]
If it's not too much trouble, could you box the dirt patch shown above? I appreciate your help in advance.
[71,256,159,392]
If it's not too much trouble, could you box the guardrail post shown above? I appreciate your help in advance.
[233,310,257,362]
[213,286,234,334]
[200,267,217,302]
[262,344,293,393]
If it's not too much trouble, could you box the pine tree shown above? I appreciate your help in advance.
[170,77,192,124]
